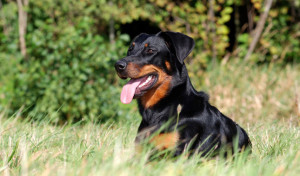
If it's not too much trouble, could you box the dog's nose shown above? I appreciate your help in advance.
[115,60,127,71]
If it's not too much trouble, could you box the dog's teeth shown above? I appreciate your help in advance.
[139,83,145,88]
[145,76,152,83]
[139,76,153,88]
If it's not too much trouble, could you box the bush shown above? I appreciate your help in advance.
[0,1,131,122]
[13,36,129,122]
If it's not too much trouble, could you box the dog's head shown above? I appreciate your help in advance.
[115,31,195,107]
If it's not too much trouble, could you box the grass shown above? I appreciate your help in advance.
[0,62,299,176]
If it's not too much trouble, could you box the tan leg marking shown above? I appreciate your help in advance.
[150,132,180,150]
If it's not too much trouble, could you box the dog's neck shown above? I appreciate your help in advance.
[137,66,208,126]
[137,93,179,125]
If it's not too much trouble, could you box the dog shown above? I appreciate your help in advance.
[115,31,251,156]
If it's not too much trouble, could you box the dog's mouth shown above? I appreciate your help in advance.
[120,74,158,104]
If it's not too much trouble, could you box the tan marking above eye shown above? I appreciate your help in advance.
[165,61,172,71]
[132,42,135,46]
[144,43,148,47]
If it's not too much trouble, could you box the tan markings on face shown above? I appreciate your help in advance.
[165,61,172,72]
[144,43,148,47]
[125,63,141,78]
[132,42,135,46]
[126,63,158,78]
[125,63,172,108]
[139,65,172,108]
[141,77,171,108]
[150,132,179,150]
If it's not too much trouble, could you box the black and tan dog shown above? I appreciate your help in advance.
[115,31,251,156]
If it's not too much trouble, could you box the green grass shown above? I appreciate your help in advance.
[0,117,299,176]
[1,63,300,176]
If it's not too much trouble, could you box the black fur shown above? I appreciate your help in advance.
[115,31,251,156]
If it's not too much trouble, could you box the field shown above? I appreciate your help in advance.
[0,63,299,176]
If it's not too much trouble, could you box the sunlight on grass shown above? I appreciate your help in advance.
[0,63,299,176]
[0,117,299,176]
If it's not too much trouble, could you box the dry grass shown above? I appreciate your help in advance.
[190,63,300,126]
[0,62,299,176]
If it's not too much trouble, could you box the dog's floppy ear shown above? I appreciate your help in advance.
[158,31,195,64]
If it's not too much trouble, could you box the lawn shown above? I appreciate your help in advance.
[0,63,299,176]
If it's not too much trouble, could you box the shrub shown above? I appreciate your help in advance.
[0,1,131,122]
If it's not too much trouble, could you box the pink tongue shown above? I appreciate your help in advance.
[120,78,143,104]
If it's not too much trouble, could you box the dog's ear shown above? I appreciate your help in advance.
[158,31,195,64]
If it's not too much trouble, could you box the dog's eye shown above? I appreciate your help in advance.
[147,49,154,54]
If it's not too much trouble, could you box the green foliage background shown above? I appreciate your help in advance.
[0,0,299,122]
